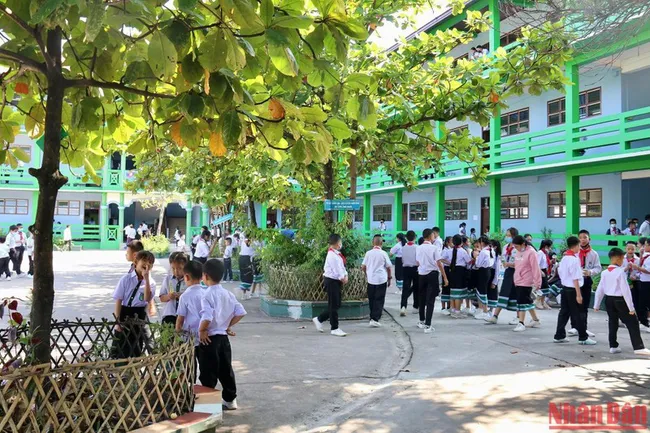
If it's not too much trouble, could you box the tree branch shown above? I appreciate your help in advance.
[0,4,36,36]
[63,78,176,98]
[0,48,47,73]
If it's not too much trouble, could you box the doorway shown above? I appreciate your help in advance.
[480,197,490,235]
[84,201,100,225]
[401,203,408,231]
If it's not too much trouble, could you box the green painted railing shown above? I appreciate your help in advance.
[52,224,102,241]
[357,105,650,193]
[0,164,128,191]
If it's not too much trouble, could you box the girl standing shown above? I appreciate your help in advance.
[536,240,554,309]
[473,236,494,320]
[446,235,471,318]
[511,235,542,331]
[486,228,520,324]
[251,239,264,299]
[440,236,454,314]
[488,239,502,312]
[390,234,406,295]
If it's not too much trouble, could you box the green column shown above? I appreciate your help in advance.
[201,205,210,228]
[118,193,125,234]
[186,200,193,238]
[489,178,502,233]
[100,192,108,247]
[337,210,345,222]
[565,172,580,235]
[101,157,109,189]
[363,194,371,233]
[565,62,580,157]
[436,185,445,236]
[260,203,268,228]
[488,0,501,51]
[394,190,403,232]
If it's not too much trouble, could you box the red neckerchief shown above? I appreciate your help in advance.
[505,244,514,259]
[565,250,577,257]
[329,248,346,265]
[407,242,414,246]
[641,253,649,267]
[627,255,636,263]
[544,250,551,276]
[608,265,618,272]
[630,228,636,235]
[579,245,591,268]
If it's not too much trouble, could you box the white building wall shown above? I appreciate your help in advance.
[0,190,34,227]
[52,192,102,226]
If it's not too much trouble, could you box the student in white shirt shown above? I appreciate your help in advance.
[390,234,405,294]
[198,259,246,409]
[639,214,650,237]
[191,232,201,256]
[378,219,387,231]
[13,223,26,274]
[63,225,72,251]
[630,240,650,332]
[399,231,419,316]
[7,225,18,275]
[535,239,553,309]
[158,252,189,326]
[362,235,393,327]
[623,220,638,236]
[175,260,205,357]
[313,234,348,337]
[442,235,471,319]
[473,236,496,320]
[193,230,211,264]
[432,227,443,250]
[0,235,11,280]
[553,236,596,345]
[223,237,234,282]
[238,238,255,299]
[26,225,35,278]
[415,229,448,333]
[623,241,646,331]
[567,230,601,338]
[594,248,650,356]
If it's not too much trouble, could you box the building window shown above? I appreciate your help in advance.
[445,199,468,220]
[409,202,428,221]
[547,188,603,218]
[500,108,529,137]
[449,125,468,136]
[372,205,392,222]
[55,200,81,216]
[354,206,364,222]
[501,194,529,219]
[500,27,522,47]
[0,198,28,215]
[547,88,602,126]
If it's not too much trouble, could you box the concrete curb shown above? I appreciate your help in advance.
[260,296,370,320]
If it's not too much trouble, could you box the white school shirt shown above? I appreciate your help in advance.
[240,243,255,257]
[622,228,637,236]
[475,247,495,268]
[14,230,25,247]
[192,234,201,245]
[593,266,634,312]
[433,236,443,251]
[0,243,9,259]
[639,220,650,237]
[401,243,417,267]
[624,255,641,280]
[323,249,347,280]
[200,284,247,336]
[26,235,34,256]
[63,227,72,241]
[194,239,210,258]
[640,253,650,283]
[159,274,186,317]
[537,250,549,271]
[580,247,602,277]
[390,242,403,258]
[558,254,584,288]
[362,247,392,285]
[223,245,233,259]
[442,247,471,268]
[7,232,17,249]
[416,242,442,275]
[113,272,157,307]
[176,284,204,346]
[492,254,501,286]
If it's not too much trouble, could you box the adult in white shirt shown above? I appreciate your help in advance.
[415,229,448,333]
[313,234,348,337]
[639,214,650,237]
[63,225,72,251]
[13,223,26,275]
[361,235,393,327]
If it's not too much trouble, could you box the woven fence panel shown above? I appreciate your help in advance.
[266,265,367,301]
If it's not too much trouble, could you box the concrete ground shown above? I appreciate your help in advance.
[2,251,649,432]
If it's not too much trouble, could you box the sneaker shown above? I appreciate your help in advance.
[369,320,381,328]
[395,289,402,295]
[513,323,526,332]
[634,348,650,356]
[527,320,541,328]
[416,321,426,329]
[508,317,519,325]
[222,399,238,410]
[5,277,11,281]
[451,311,465,319]
[553,338,569,343]
[485,315,498,324]
[586,330,596,338]
[474,312,487,320]
[251,292,260,299]
[424,326,434,334]
[312,317,324,333]
[331,329,347,337]
[567,328,578,337]
[579,338,597,345]
[609,347,622,354]
[400,307,407,317]
[441,308,451,316]
[26,274,33,279]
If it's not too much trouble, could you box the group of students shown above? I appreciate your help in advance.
[112,240,246,410]
[0,223,34,280]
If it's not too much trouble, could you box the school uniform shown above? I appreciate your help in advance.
[390,242,404,290]
[112,272,157,358]
[444,247,470,302]
[400,242,419,310]
[199,284,246,400]
[466,250,478,303]
[624,255,642,324]
[159,274,186,325]
[0,242,11,279]
[637,252,650,328]
[497,245,518,311]
[433,236,443,251]
[537,249,551,295]
[317,248,347,330]
[191,234,201,256]
[575,246,602,330]
[13,230,26,274]
[26,235,34,276]
[416,241,442,327]
[362,246,392,322]
[488,255,500,308]
[513,246,542,312]
[176,283,204,379]
[554,252,588,341]
[594,265,645,351]
[239,243,255,292]
[223,245,234,281]
[194,239,210,264]
[474,247,495,306]
[441,248,453,305]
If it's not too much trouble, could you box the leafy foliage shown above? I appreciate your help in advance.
[141,234,171,256]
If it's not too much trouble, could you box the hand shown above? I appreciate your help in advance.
[594,308,599,312]
[629,310,636,315]
[199,329,211,345]
[491,284,496,289]
[341,276,348,284]
[582,269,590,277]
[443,278,449,287]
[576,295,583,305]
[226,328,236,336]
[115,324,123,333]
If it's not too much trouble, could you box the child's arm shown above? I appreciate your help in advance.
[226,315,244,336]
[159,277,172,302]
[593,276,605,312]
[619,274,636,314]
[175,315,185,332]
[530,251,542,289]
[437,260,448,286]
[143,266,154,302]
[114,299,122,320]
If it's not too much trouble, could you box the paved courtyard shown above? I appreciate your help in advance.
[2,251,649,432]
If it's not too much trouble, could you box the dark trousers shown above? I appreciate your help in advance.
[418,271,439,326]
[637,281,650,327]
[554,287,588,341]
[367,283,387,321]
[605,296,645,350]
[224,258,233,281]
[0,257,10,278]
[401,266,419,309]
[318,277,342,330]
[162,315,177,326]
[112,306,147,359]
[14,246,24,273]
[65,240,72,251]
[194,256,207,264]
[198,334,237,402]
[571,277,592,330]
[28,255,34,276]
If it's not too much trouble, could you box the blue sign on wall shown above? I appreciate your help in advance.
[324,199,361,211]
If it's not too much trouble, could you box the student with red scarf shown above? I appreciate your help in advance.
[535,239,554,309]
[400,231,419,316]
[486,228,520,324]
[630,240,650,332]
[313,234,348,337]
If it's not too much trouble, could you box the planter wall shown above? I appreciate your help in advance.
[261,297,369,320]
[265,265,367,302]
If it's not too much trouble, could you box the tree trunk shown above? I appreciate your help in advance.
[324,161,335,224]
[29,27,67,365]
[349,153,357,200]
[157,204,165,235]
[248,199,257,227]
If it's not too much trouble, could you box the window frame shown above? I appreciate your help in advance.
[372,204,392,222]
[547,87,602,126]
[500,27,522,47]
[500,194,529,220]
[55,200,81,216]
[354,206,364,222]
[500,108,530,137]
[444,199,468,221]
[448,125,469,136]
[546,188,603,218]
[408,202,429,222]
[0,198,29,215]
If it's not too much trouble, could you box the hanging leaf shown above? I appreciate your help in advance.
[199,29,227,71]
[268,45,299,77]
[178,0,199,13]
[209,132,227,156]
[12,147,31,163]
[220,110,242,146]
[148,32,178,79]
[14,83,29,95]
[171,121,185,147]
[30,0,64,24]
[180,93,206,118]
[261,0,274,27]
[25,104,45,139]
[326,118,351,140]
[269,98,286,120]
[85,0,106,42]
[272,16,314,29]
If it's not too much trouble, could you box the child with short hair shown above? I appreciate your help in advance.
[400,230,419,316]
[126,240,144,273]
[0,236,11,280]
[193,230,211,264]
[175,260,206,382]
[223,237,234,282]
[444,234,471,319]
[511,235,542,331]
[362,235,393,327]
[199,259,247,410]
[416,229,448,333]
[624,241,642,327]
[313,234,348,336]
[159,252,189,325]
[390,233,406,295]
[567,230,600,338]
[594,248,650,356]
[631,240,650,332]
[536,239,554,309]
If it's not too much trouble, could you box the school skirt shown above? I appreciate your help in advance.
[515,286,535,311]
[239,255,254,290]
[487,268,498,308]
[497,267,518,311]
[252,257,264,283]
[395,257,403,289]
[466,269,477,301]
[441,266,451,302]
[540,275,550,295]
[474,267,490,305]
[449,266,467,301]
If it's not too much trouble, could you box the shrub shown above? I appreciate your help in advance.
[142,234,170,256]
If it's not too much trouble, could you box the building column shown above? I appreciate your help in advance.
[31,190,38,224]
[100,192,108,247]
[565,62,580,157]
[489,178,502,233]
[565,172,580,235]
[488,0,502,170]
[394,190,403,232]
[201,205,210,228]
[101,157,109,189]
[488,0,501,51]
[363,194,371,233]
[118,193,125,231]
[259,204,267,228]
[120,152,126,172]
[435,185,445,236]
[186,201,193,238]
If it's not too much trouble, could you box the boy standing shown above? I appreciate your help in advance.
[361,235,393,327]
[553,236,596,345]
[594,248,650,356]
[313,234,348,337]
[0,236,11,280]
[567,230,600,338]
[432,227,443,250]
[175,260,206,382]
[416,229,448,334]
[400,231,419,316]
[199,259,246,410]
[223,237,234,282]
[631,240,650,331]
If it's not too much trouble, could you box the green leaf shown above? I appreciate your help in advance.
[277,0,303,16]
[224,30,247,71]
[123,60,157,84]
[312,0,334,16]
[345,73,371,90]
[11,146,30,163]
[301,106,327,123]
[332,17,368,40]
[272,15,313,29]
[220,110,242,146]
[162,20,192,55]
[325,118,351,140]
[30,0,64,24]
[346,97,360,120]
[180,93,206,118]
[112,118,135,142]
[181,54,204,83]
[290,139,307,163]
[268,45,299,77]
[85,0,106,42]
[261,0,274,27]
[6,149,18,169]
[177,0,199,12]
[305,24,326,55]
[221,0,264,32]
[199,29,227,71]
[148,32,178,79]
